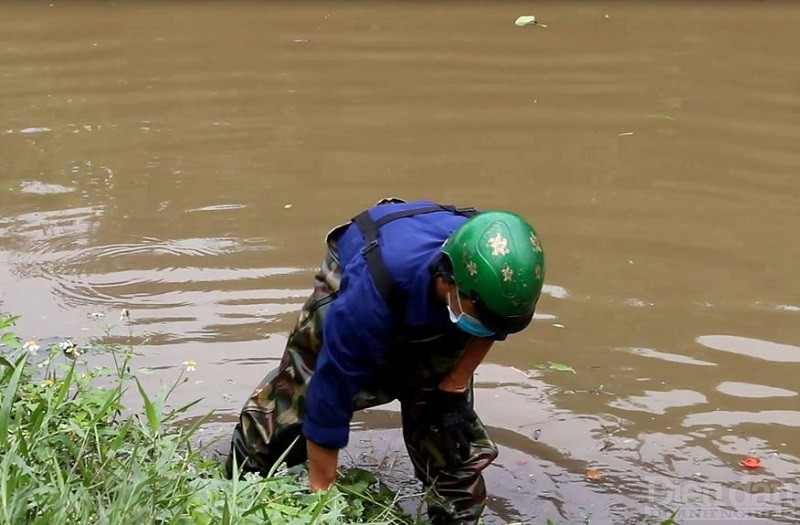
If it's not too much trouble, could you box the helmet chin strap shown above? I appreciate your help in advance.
[446,284,459,315]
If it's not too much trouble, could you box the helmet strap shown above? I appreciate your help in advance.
[428,253,455,283]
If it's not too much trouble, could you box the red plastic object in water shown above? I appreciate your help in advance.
[739,457,761,469]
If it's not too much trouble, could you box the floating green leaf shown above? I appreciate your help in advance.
[515,15,538,26]
[548,361,576,374]
[649,113,676,121]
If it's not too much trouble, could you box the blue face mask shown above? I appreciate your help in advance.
[447,290,495,338]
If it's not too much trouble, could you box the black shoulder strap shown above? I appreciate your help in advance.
[351,203,478,318]
[352,210,399,311]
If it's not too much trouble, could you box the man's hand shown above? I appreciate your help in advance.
[418,388,479,465]
[306,439,339,491]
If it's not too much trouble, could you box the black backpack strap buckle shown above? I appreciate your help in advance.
[361,239,379,255]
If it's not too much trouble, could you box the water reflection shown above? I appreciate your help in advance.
[609,389,708,415]
[619,346,717,367]
[684,411,800,429]
[697,335,800,363]
[20,181,75,194]
[716,382,797,399]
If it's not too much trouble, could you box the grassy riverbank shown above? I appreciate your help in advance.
[0,314,416,524]
[0,313,679,525]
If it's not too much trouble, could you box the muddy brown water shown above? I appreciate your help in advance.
[2,2,799,524]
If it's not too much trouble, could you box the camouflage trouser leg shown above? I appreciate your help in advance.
[226,253,340,476]
[226,242,499,524]
[401,387,499,525]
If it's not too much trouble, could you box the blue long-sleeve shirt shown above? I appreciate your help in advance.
[302,200,471,449]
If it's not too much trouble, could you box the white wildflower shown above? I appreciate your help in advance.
[23,340,40,355]
[60,340,80,357]
[183,359,196,372]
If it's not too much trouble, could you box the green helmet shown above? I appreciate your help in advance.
[441,210,545,334]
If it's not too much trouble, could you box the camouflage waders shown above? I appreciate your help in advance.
[228,229,499,525]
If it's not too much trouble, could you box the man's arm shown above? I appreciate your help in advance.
[437,335,494,392]
[302,257,395,490]
[307,439,339,490]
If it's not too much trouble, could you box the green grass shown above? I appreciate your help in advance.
[0,313,416,525]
